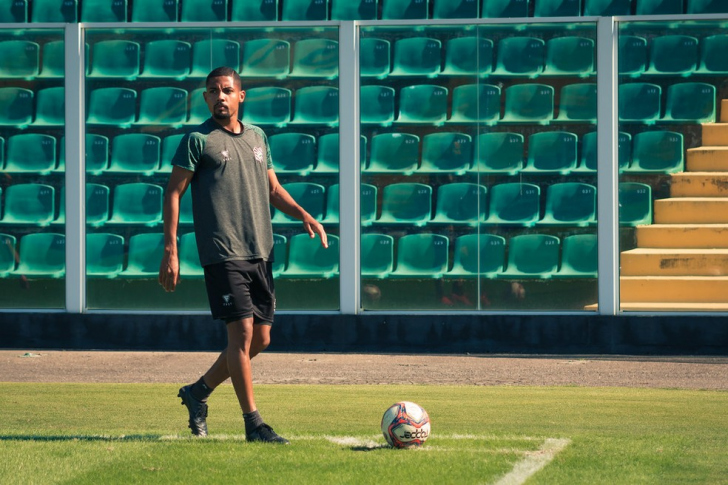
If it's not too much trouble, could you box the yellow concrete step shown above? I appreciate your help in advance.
[585,302,728,311]
[670,172,728,197]
[620,276,728,303]
[621,248,728,276]
[654,198,728,224]
[636,224,728,248]
[686,147,728,171]
[721,99,728,122]
[701,123,728,146]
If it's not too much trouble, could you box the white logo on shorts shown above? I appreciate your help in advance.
[253,146,264,164]
[222,294,233,306]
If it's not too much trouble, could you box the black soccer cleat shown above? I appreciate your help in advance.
[178,385,208,437]
[246,423,290,445]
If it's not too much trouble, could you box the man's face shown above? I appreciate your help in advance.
[203,76,245,121]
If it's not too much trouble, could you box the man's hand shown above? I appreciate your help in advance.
[158,251,181,292]
[303,216,328,249]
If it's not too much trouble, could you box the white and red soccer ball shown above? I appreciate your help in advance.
[381,401,431,448]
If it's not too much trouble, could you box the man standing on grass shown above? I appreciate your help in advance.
[158,66,328,444]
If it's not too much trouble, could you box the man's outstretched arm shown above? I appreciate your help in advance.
[159,166,194,292]
[268,169,328,248]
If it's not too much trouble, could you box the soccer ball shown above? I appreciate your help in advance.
[381,401,431,448]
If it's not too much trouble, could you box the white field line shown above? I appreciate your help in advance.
[492,438,571,485]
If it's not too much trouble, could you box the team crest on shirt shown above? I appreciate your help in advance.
[253,146,264,164]
[220,150,231,163]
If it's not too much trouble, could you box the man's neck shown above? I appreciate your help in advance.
[212,117,243,134]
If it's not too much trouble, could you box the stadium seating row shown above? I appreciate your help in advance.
[0,231,597,280]
[0,0,725,23]
[620,34,728,78]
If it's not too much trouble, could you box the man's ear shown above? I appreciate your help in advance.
[239,90,246,103]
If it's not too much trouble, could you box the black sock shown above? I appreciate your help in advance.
[189,377,213,402]
[243,410,264,435]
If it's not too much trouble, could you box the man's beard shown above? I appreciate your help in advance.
[213,112,232,120]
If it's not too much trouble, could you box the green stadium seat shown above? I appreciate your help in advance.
[53,184,110,227]
[321,184,340,224]
[180,0,227,21]
[697,35,728,75]
[0,137,4,169]
[87,88,137,128]
[121,233,165,278]
[272,233,287,277]
[539,182,597,226]
[269,132,316,175]
[481,0,529,17]
[441,36,493,76]
[555,83,597,123]
[687,0,728,13]
[470,132,524,175]
[86,134,110,175]
[619,182,652,226]
[0,41,38,78]
[321,183,378,225]
[39,41,65,78]
[376,183,432,227]
[232,0,278,20]
[271,182,325,226]
[482,182,540,227]
[543,37,595,77]
[434,0,479,18]
[139,40,191,79]
[661,82,716,124]
[447,83,501,125]
[382,0,429,18]
[418,132,472,174]
[241,87,291,127]
[493,37,545,78]
[500,84,554,125]
[86,233,124,278]
[179,191,194,226]
[282,0,329,20]
[575,131,631,173]
[314,133,367,174]
[14,233,65,279]
[33,87,64,126]
[186,88,208,125]
[30,0,78,24]
[281,233,339,279]
[626,130,683,173]
[5,134,56,175]
[361,233,394,279]
[0,233,17,277]
[290,39,338,79]
[619,83,661,124]
[158,134,184,173]
[446,234,506,278]
[332,0,379,18]
[360,38,390,79]
[390,234,449,279]
[132,0,177,21]
[0,87,32,128]
[0,184,55,226]
[178,233,203,278]
[430,183,488,225]
[107,134,161,176]
[190,39,240,78]
[390,37,442,78]
[533,0,580,16]
[498,234,560,279]
[88,41,139,79]
[554,234,598,279]
[635,0,683,14]
[107,183,163,227]
[366,132,420,174]
[81,0,127,21]
[135,87,188,127]
[361,85,395,126]
[619,36,647,77]
[290,86,338,126]
[240,39,290,79]
[395,84,448,125]
[522,131,578,175]
[0,0,27,22]
[644,35,698,76]
[583,0,631,15]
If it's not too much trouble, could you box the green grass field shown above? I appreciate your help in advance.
[1,383,727,484]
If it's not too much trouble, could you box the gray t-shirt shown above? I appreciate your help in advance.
[171,118,275,266]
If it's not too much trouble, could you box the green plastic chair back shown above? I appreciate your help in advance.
[483,182,540,226]
[0,88,32,127]
[87,87,137,127]
[627,130,683,173]
[0,0,27,22]
[86,134,110,175]
[282,0,329,20]
[140,40,191,79]
[86,233,124,278]
[0,138,4,169]
[447,83,500,124]
[290,86,339,126]
[523,131,578,174]
[501,84,554,124]
[315,133,367,174]
[0,184,54,226]
[269,132,316,175]
[419,132,472,174]
[556,83,597,123]
[190,39,240,77]
[0,40,39,78]
[132,0,177,21]
[390,37,442,77]
[81,0,127,21]
[89,41,139,78]
[396,84,448,125]
[54,183,110,227]
[14,233,65,278]
[481,0,529,17]
[434,0,478,17]
[534,0,580,16]
[179,191,194,226]
[441,36,493,76]
[619,36,647,77]
[361,233,394,278]
[636,0,683,14]
[367,132,420,174]
[291,39,339,78]
[584,0,630,15]
[360,38,390,78]
[576,131,631,172]
[471,132,524,175]
[494,37,544,77]
[376,183,432,226]
[39,41,65,78]
[178,233,203,277]
[122,233,165,278]
[321,183,378,225]
[555,234,598,278]
[499,234,560,279]
[619,182,652,226]
[697,35,728,74]
[5,134,56,174]
[447,234,506,278]
[107,134,161,175]
[382,0,429,18]
[361,85,395,126]
[186,88,208,125]
[240,39,290,78]
[662,82,716,124]
[322,184,340,224]
[135,87,188,127]
[0,233,16,277]
[540,182,597,226]
[645,35,698,76]
[332,0,379,19]
[232,0,278,20]
[271,183,325,225]
[272,233,287,277]
[107,183,163,226]
[158,134,184,173]
[687,0,728,13]
[282,233,339,279]
[34,87,64,126]
[544,37,594,77]
[181,0,227,21]
[430,183,488,225]
[618,83,661,124]
[391,234,449,278]
[242,87,291,126]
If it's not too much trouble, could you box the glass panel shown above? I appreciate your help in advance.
[0,29,65,309]
[84,27,339,311]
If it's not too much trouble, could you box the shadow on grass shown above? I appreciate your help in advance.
[350,444,390,452]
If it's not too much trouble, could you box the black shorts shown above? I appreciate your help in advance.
[203,259,276,325]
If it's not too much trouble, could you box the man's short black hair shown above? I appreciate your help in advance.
[206,66,242,89]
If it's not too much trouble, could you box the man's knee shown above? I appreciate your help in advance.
[255,331,271,351]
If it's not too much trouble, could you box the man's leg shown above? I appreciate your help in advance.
[201,323,270,389]
[225,317,256,413]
